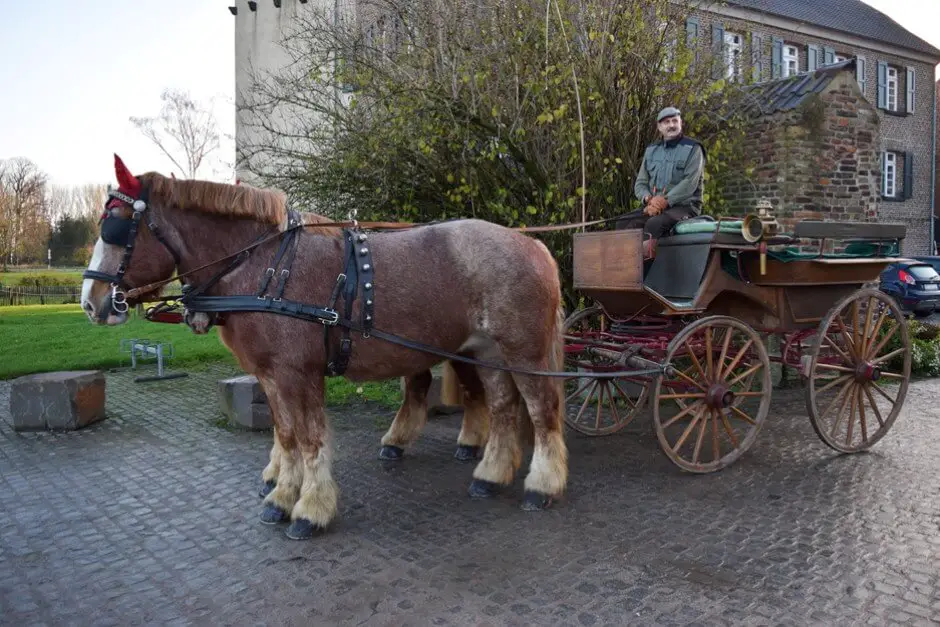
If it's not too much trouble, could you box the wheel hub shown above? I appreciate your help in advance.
[855,362,881,382]
[706,384,735,409]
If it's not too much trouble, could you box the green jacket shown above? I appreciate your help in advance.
[634,136,705,213]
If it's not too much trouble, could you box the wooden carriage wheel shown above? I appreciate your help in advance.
[805,288,911,453]
[562,306,651,436]
[653,316,772,473]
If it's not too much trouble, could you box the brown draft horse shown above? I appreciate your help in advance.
[81,156,567,540]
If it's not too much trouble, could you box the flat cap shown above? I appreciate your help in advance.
[657,106,681,122]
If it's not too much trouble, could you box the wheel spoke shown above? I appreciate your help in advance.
[728,362,762,387]
[658,392,706,400]
[852,300,861,354]
[867,323,899,362]
[861,296,875,356]
[815,374,851,395]
[836,317,860,360]
[683,340,708,384]
[705,328,714,379]
[605,382,622,428]
[720,412,739,447]
[845,383,857,445]
[721,338,754,379]
[671,366,708,393]
[573,380,599,425]
[814,363,854,373]
[878,371,905,380]
[820,378,853,423]
[864,306,890,359]
[856,386,868,444]
[662,400,702,428]
[734,391,766,397]
[711,409,721,462]
[672,407,705,452]
[871,347,906,366]
[565,377,595,404]
[828,382,855,439]
[610,378,641,410]
[594,381,606,431]
[692,409,709,464]
[716,327,733,381]
[822,335,854,367]
[729,405,757,425]
[862,384,886,428]
[870,380,898,404]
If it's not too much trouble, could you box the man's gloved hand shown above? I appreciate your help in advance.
[645,195,669,216]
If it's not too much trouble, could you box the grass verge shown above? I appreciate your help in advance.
[0,305,402,408]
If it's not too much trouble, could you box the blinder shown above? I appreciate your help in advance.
[83,183,181,315]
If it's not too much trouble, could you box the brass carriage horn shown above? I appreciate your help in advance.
[742,199,779,243]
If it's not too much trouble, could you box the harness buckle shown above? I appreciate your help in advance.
[110,283,129,314]
[321,308,340,326]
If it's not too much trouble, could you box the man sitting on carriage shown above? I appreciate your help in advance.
[617,106,706,254]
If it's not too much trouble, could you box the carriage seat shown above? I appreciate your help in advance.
[658,217,748,246]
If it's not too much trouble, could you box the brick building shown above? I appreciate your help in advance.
[690,0,940,253]
[229,0,940,252]
[721,60,880,235]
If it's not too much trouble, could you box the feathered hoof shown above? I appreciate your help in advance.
[378,445,404,461]
[285,518,326,540]
[468,478,501,499]
[521,490,553,511]
[258,479,276,499]
[454,445,481,462]
[259,503,290,525]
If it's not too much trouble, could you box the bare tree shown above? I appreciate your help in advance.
[0,158,50,268]
[130,88,221,179]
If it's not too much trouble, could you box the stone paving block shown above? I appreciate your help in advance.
[8,370,106,431]
[217,375,272,430]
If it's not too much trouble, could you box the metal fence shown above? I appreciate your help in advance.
[0,285,82,306]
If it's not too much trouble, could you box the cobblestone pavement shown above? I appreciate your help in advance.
[2,363,940,626]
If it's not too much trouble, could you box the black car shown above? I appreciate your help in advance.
[912,256,940,275]
[879,260,940,316]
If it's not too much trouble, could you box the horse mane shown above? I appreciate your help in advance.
[141,173,341,236]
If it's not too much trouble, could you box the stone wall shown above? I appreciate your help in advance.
[723,72,880,241]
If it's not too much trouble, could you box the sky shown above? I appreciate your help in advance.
[0,0,938,188]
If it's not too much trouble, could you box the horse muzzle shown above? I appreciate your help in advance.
[81,285,130,326]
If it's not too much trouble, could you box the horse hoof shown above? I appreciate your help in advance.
[521,490,553,511]
[378,445,404,461]
[258,479,276,499]
[454,445,480,462]
[285,518,325,541]
[260,503,290,525]
[468,478,500,499]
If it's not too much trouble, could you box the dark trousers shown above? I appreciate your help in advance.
[615,205,696,238]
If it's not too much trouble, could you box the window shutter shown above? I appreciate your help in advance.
[711,23,725,79]
[903,152,913,200]
[856,56,867,94]
[771,37,783,79]
[686,17,700,64]
[906,66,916,113]
[751,33,764,82]
[823,46,836,65]
[877,61,888,109]
[881,152,887,197]
[807,45,819,72]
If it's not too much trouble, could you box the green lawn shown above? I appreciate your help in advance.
[0,305,402,407]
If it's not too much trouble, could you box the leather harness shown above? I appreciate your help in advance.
[86,184,664,380]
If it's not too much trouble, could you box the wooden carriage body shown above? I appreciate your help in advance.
[572,220,906,331]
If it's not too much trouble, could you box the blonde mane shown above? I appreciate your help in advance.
[141,173,342,236]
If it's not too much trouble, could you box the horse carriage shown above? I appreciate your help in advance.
[80,156,914,538]
[562,215,911,473]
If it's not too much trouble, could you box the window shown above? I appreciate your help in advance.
[834,54,847,63]
[724,32,743,81]
[886,67,898,111]
[782,45,798,77]
[883,151,897,198]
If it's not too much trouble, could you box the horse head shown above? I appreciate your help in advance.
[81,154,179,325]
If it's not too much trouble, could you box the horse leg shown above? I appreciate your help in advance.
[378,370,433,460]
[467,368,522,498]
[259,429,281,498]
[274,376,337,540]
[447,362,489,462]
[512,372,568,510]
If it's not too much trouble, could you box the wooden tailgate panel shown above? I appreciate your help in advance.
[573,230,644,291]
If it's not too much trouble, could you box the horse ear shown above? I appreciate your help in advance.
[113,153,142,197]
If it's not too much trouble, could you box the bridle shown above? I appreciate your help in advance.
[82,185,181,315]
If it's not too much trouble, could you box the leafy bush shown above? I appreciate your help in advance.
[882,320,940,377]
[13,274,78,287]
